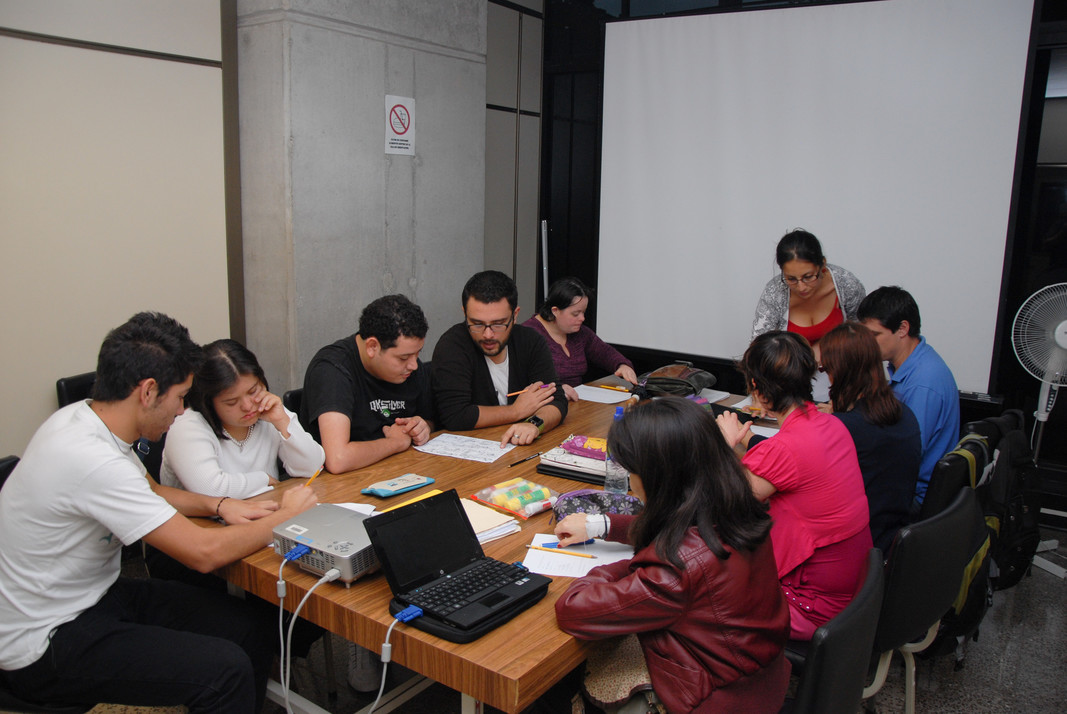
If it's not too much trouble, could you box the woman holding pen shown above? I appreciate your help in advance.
[160,339,324,499]
[553,398,790,713]
[524,277,637,401]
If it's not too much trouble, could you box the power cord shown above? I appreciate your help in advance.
[367,605,422,713]
[275,545,339,714]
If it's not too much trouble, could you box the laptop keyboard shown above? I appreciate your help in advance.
[401,559,530,619]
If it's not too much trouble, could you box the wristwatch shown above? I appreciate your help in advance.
[524,415,545,434]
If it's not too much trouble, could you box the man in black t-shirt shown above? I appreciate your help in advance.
[300,295,434,473]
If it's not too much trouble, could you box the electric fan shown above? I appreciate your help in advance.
[1011,282,1067,461]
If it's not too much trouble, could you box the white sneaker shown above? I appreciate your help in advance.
[347,642,382,692]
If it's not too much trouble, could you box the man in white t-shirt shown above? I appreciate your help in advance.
[0,312,317,713]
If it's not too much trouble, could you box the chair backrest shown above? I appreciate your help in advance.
[55,371,96,408]
[918,452,972,520]
[874,487,979,653]
[282,388,303,414]
[790,548,885,714]
[0,455,18,490]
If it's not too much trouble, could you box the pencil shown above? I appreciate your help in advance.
[526,544,597,559]
[303,468,322,488]
[596,384,631,393]
[506,384,553,397]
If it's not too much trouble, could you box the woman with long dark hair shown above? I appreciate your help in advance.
[554,398,790,713]
[717,331,871,640]
[820,321,921,551]
[160,339,323,498]
[523,276,636,401]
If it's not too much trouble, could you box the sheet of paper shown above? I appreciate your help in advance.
[575,384,632,403]
[750,424,780,439]
[334,502,378,516]
[699,388,730,403]
[521,533,633,577]
[414,433,516,463]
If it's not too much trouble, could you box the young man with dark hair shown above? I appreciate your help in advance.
[0,312,317,713]
[433,270,567,446]
[857,286,960,508]
[300,294,434,473]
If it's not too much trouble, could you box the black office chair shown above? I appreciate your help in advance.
[282,388,303,415]
[782,548,884,714]
[917,452,973,521]
[0,455,18,490]
[55,371,96,407]
[862,487,979,714]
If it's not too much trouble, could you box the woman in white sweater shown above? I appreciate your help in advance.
[161,339,324,499]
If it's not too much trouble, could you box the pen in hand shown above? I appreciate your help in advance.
[303,468,322,488]
[508,452,542,467]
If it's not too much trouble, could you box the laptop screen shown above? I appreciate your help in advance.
[365,489,485,594]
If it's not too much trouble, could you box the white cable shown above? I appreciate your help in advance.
[284,569,342,713]
[367,618,401,713]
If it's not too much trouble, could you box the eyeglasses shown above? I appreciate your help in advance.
[466,316,514,334]
[782,272,821,286]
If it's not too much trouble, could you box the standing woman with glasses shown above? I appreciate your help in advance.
[751,229,865,400]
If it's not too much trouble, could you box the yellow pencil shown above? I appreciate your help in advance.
[596,384,631,393]
[304,468,322,488]
[526,544,597,559]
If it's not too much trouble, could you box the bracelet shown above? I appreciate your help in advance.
[216,496,229,519]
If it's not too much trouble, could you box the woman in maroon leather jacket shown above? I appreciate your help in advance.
[554,398,790,713]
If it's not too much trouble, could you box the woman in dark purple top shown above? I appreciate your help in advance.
[523,277,636,401]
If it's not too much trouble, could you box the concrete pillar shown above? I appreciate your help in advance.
[237,0,486,390]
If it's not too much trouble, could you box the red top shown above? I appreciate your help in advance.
[742,403,871,633]
[787,297,843,344]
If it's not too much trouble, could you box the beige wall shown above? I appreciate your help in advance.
[0,1,231,456]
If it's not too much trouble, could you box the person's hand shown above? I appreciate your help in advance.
[563,384,580,402]
[382,422,413,449]
[512,382,557,418]
[816,401,833,414]
[554,513,590,546]
[254,390,291,436]
[500,421,540,448]
[278,486,318,516]
[394,416,431,446]
[218,496,281,524]
[267,477,281,488]
[615,364,638,385]
[716,411,751,448]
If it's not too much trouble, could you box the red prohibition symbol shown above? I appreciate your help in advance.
[389,104,411,135]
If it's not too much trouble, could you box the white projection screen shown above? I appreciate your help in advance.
[596,0,1035,393]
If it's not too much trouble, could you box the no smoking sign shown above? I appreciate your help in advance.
[385,95,415,155]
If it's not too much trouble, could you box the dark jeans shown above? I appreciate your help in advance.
[0,577,273,713]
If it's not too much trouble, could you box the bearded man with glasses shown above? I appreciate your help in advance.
[433,270,567,447]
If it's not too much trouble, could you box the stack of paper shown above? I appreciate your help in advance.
[460,498,520,544]
[537,447,606,482]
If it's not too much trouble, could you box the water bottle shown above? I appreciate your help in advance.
[604,406,628,494]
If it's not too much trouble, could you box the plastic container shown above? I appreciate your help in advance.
[604,406,628,494]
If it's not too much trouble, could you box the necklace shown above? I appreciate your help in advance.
[223,421,256,449]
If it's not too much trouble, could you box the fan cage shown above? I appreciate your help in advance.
[1012,282,1067,385]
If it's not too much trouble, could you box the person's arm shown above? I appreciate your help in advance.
[162,412,273,498]
[142,486,318,573]
[317,411,411,473]
[276,407,326,478]
[497,390,563,446]
[751,276,786,340]
[555,555,686,639]
[581,327,637,384]
[147,476,280,522]
[431,327,483,430]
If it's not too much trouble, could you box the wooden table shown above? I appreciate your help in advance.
[218,395,626,713]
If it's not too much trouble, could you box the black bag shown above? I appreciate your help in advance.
[984,429,1041,590]
[635,361,716,398]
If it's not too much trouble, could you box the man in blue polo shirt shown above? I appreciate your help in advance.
[858,286,960,511]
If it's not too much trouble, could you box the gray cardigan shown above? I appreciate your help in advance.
[750,263,866,339]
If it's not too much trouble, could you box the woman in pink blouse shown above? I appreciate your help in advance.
[523,277,636,401]
[716,331,871,640]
